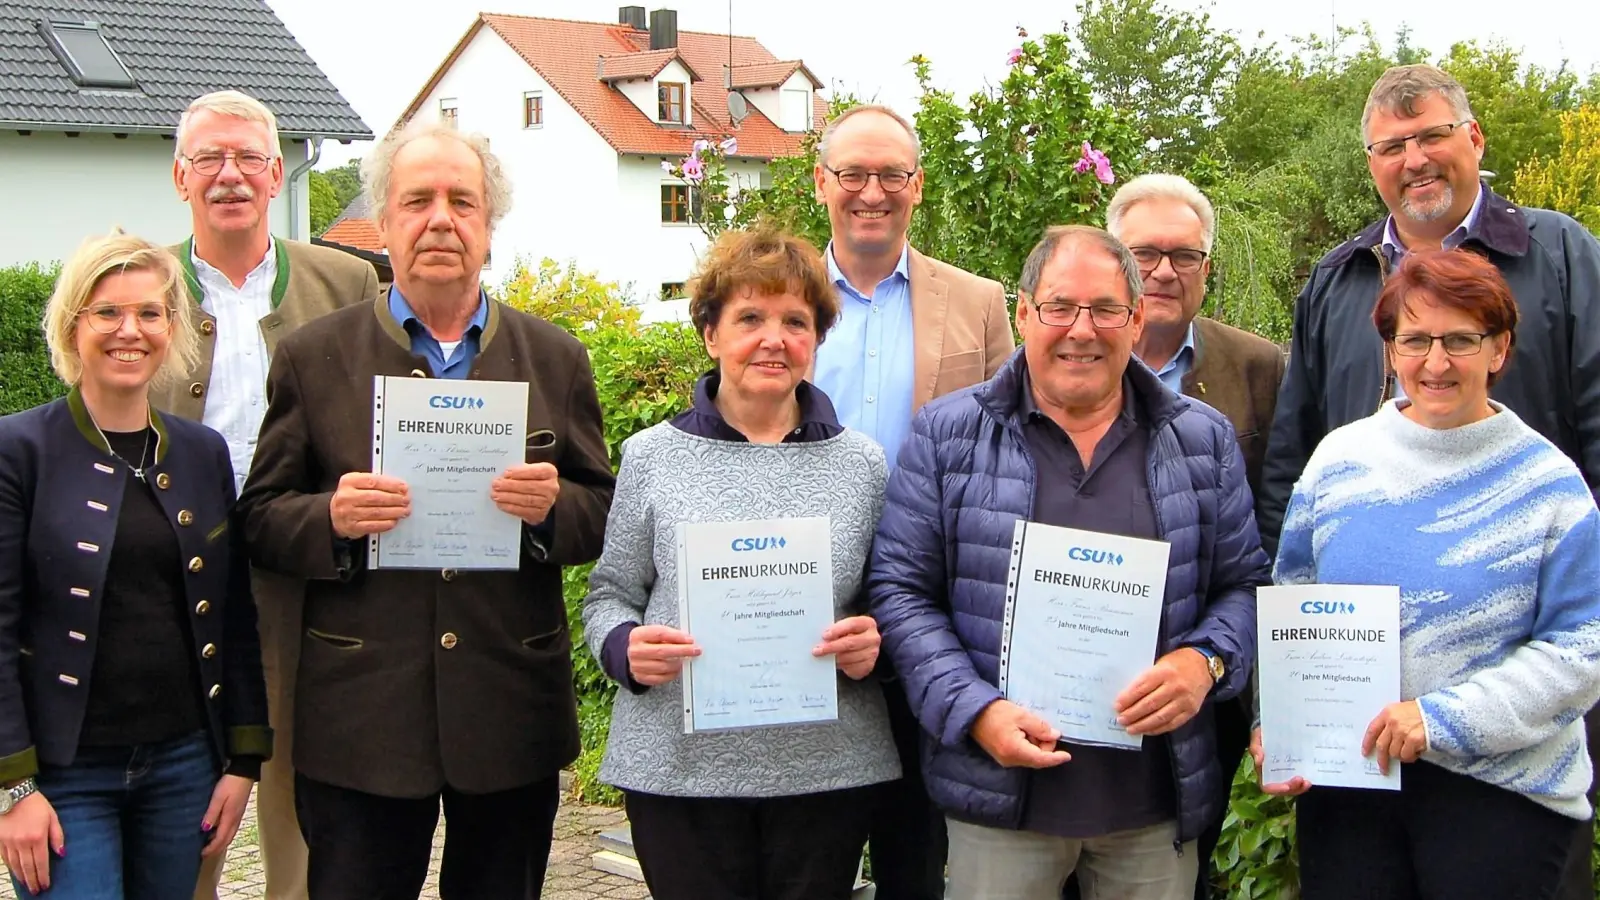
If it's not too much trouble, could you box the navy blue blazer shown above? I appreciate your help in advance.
[0,389,271,780]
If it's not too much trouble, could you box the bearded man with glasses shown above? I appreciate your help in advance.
[156,89,380,900]
[809,103,1015,900]
[1259,64,1600,900]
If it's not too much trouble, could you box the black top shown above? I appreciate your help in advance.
[669,370,845,444]
[1016,372,1178,839]
[79,428,207,748]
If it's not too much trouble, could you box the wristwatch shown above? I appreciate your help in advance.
[0,778,38,815]
[1191,645,1226,684]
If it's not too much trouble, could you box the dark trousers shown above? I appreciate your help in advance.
[867,680,949,900]
[1296,759,1583,900]
[624,785,878,900]
[294,771,561,900]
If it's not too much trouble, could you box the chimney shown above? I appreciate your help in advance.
[618,6,646,30]
[648,8,677,50]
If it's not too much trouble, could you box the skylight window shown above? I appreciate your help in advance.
[40,21,137,90]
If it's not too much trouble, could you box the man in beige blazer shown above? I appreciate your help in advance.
[1105,173,1285,900]
[809,103,1014,900]
[151,90,378,900]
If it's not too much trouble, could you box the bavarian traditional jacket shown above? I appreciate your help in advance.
[0,389,271,780]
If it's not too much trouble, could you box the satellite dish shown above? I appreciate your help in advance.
[728,92,748,126]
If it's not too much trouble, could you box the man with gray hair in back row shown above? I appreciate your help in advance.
[237,121,615,898]
[869,225,1267,899]
[1260,62,1600,900]
[157,89,380,900]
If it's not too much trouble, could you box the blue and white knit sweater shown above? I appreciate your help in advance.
[1275,400,1600,819]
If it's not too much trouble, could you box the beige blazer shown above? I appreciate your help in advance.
[154,238,380,420]
[906,247,1016,410]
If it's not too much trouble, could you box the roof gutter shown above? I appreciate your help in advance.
[285,137,323,241]
[0,119,372,141]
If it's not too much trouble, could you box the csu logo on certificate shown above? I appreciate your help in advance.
[731,536,787,552]
[1067,546,1123,566]
[429,395,486,410]
[1300,600,1359,615]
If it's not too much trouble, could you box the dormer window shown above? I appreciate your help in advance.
[440,98,458,129]
[39,21,136,90]
[657,82,685,124]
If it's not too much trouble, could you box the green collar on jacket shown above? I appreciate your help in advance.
[66,384,171,465]
[178,237,291,311]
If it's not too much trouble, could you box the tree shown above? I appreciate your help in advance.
[308,171,341,236]
[1438,41,1589,183]
[321,159,364,211]
[1510,105,1600,231]
[1069,0,1241,172]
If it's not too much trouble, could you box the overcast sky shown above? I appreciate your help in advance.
[264,0,1600,169]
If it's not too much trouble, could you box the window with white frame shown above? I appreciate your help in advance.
[439,98,458,129]
[523,92,543,128]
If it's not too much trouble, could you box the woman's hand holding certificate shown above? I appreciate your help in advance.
[628,625,702,686]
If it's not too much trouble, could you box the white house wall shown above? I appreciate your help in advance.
[613,155,768,301]
[0,132,311,268]
[739,75,813,132]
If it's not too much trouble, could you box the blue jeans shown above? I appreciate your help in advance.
[13,732,218,900]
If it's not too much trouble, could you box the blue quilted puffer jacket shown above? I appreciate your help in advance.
[867,348,1269,843]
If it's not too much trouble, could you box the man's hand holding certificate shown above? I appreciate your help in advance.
[998,521,1171,750]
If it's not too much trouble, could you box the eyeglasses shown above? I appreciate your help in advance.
[1028,300,1135,329]
[80,304,174,334]
[1389,331,1493,357]
[182,150,275,176]
[1365,120,1473,158]
[1130,246,1208,275]
[823,165,917,193]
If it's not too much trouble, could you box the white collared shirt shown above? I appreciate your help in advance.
[191,240,276,493]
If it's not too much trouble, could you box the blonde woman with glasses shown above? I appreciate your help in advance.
[0,231,270,898]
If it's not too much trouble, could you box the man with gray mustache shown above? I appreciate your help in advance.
[1260,63,1600,900]
[155,89,379,900]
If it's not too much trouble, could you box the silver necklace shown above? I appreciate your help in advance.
[89,414,152,482]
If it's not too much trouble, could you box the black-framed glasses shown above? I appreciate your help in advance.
[1389,331,1492,357]
[1365,120,1473,158]
[80,304,174,334]
[1130,246,1208,275]
[823,164,917,193]
[182,150,275,176]
[1028,299,1135,329]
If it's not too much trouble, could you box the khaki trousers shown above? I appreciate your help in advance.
[194,571,308,900]
[946,817,1197,900]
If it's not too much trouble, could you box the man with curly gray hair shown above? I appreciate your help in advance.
[237,120,616,898]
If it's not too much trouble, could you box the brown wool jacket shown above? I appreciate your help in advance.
[1180,316,1288,515]
[237,298,615,797]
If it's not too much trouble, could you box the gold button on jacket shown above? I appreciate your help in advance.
[440,633,459,650]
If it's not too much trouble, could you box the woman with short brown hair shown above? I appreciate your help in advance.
[583,228,897,900]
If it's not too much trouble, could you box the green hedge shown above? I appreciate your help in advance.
[0,263,67,416]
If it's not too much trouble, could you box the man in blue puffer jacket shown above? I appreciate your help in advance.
[868,225,1269,900]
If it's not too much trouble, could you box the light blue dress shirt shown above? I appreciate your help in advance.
[388,286,490,380]
[811,244,915,468]
[1152,323,1197,395]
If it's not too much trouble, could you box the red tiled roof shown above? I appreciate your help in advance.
[396,14,827,161]
[597,49,701,83]
[320,218,383,253]
[730,61,821,90]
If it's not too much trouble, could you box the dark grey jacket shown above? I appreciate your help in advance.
[1260,184,1600,554]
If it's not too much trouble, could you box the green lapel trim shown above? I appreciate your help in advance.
[178,237,291,311]
[66,385,170,465]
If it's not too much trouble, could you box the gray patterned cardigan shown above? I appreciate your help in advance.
[582,422,902,797]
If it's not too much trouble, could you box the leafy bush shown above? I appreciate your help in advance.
[0,263,66,416]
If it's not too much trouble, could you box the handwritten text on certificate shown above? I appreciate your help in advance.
[677,517,837,734]
[370,375,528,571]
[1258,584,1401,791]
[1000,521,1169,750]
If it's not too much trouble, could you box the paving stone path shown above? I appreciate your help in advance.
[0,792,651,899]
